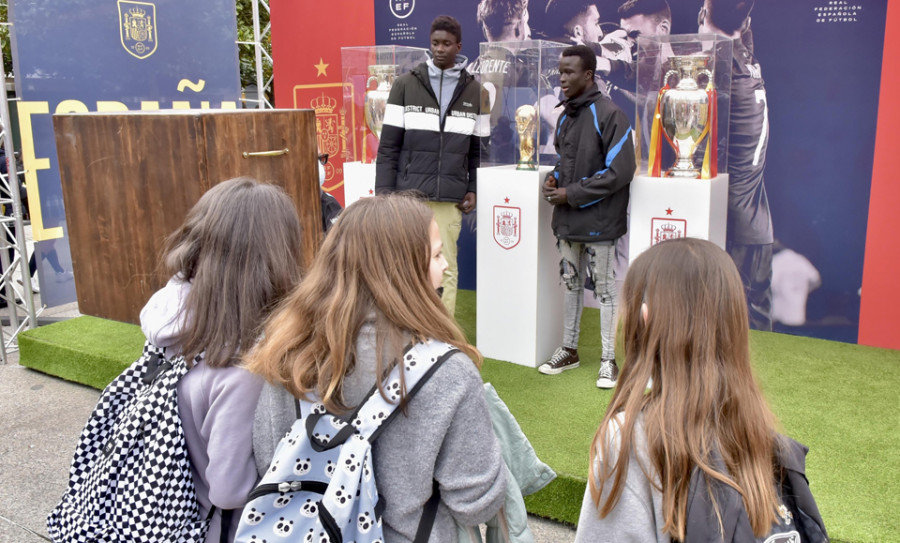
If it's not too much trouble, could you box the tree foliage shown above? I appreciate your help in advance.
[0,2,11,79]
[236,0,274,106]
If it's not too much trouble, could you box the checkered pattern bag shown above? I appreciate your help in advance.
[47,341,211,543]
[234,339,458,543]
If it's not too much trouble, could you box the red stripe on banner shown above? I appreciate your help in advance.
[271,0,375,205]
[859,1,900,350]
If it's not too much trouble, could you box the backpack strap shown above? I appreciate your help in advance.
[219,509,233,543]
[300,340,460,449]
[413,479,441,543]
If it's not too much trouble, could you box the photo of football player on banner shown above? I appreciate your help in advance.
[375,0,888,344]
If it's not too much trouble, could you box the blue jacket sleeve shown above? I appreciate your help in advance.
[565,108,635,208]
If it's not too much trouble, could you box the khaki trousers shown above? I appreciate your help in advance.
[425,201,462,316]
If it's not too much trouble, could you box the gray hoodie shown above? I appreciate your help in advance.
[426,53,469,123]
[140,276,263,543]
[574,415,669,543]
[253,319,507,542]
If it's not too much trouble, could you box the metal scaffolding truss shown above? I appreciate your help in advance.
[239,0,274,109]
[0,53,38,364]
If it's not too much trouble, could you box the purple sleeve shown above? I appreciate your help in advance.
[201,367,265,509]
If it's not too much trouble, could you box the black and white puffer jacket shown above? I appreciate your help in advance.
[375,59,489,203]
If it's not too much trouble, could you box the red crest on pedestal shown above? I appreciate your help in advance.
[493,205,521,250]
[651,217,686,246]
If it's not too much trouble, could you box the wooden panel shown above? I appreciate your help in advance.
[54,112,206,324]
[200,109,321,271]
[54,109,322,324]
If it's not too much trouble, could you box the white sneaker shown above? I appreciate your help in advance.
[56,270,74,283]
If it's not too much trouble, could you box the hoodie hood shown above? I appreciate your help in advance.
[561,83,603,117]
[425,52,469,74]
[140,275,191,349]
[425,54,469,122]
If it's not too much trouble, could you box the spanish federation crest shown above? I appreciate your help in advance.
[493,206,521,250]
[650,217,686,246]
[312,94,342,158]
[118,0,158,59]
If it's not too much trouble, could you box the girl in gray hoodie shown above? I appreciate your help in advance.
[576,238,818,542]
[246,194,507,542]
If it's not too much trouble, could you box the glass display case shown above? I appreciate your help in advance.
[473,39,569,169]
[340,45,429,163]
[634,34,732,179]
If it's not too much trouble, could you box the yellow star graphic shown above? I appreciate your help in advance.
[314,58,329,77]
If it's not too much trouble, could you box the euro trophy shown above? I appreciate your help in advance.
[365,65,398,140]
[650,55,718,179]
[515,104,537,171]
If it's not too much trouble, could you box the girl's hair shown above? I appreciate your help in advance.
[245,193,481,413]
[162,177,303,368]
[589,237,780,539]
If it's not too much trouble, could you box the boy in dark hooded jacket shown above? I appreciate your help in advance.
[539,44,635,388]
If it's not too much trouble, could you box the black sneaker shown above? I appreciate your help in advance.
[538,347,580,375]
[596,359,618,388]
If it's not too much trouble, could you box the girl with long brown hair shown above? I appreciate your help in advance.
[575,238,827,542]
[247,193,507,542]
[140,177,303,543]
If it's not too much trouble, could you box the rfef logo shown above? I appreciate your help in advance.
[651,217,686,246]
[389,0,415,19]
[493,205,521,250]
[118,0,158,59]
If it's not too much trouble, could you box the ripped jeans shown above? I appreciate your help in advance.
[557,239,617,360]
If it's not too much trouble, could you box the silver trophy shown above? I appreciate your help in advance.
[659,55,714,178]
[364,64,397,140]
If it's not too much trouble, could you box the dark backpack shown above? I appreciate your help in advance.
[683,437,829,543]
[47,341,220,543]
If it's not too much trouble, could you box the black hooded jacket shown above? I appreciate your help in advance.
[550,84,635,242]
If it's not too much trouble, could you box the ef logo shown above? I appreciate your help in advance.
[390,0,414,19]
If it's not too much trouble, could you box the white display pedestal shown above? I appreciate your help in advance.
[343,161,376,207]
[628,174,729,265]
[476,165,564,368]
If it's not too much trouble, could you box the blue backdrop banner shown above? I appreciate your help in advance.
[375,0,887,343]
[10,0,241,307]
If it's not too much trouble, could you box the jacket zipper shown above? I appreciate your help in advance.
[437,69,444,200]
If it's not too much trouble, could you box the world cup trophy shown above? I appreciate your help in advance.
[515,104,537,171]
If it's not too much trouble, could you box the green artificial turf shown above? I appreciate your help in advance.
[18,315,145,389]
[17,293,900,542]
[457,290,900,542]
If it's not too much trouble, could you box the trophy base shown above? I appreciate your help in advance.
[665,168,701,179]
[516,161,537,171]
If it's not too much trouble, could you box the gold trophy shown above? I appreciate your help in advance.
[515,104,537,171]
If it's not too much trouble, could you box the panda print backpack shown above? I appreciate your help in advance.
[234,339,459,543]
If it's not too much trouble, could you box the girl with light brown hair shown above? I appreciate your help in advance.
[140,177,303,543]
[574,237,827,542]
[247,193,507,542]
